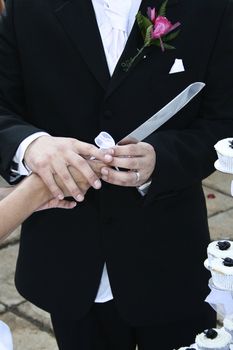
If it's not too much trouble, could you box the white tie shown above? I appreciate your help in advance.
[101,0,132,75]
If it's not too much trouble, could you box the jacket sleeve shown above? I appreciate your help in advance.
[0,0,43,182]
[144,0,233,203]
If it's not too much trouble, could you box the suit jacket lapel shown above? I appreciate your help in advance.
[105,0,146,98]
[51,0,181,94]
[106,0,182,98]
[52,0,110,90]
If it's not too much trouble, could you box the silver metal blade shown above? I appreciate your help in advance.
[118,82,205,145]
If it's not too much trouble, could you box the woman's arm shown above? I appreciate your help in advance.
[0,0,4,14]
[0,186,12,201]
[0,160,104,242]
[0,174,50,242]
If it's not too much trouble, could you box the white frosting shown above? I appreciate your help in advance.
[208,241,233,260]
[214,138,233,157]
[224,318,233,331]
[195,328,231,348]
[211,258,233,276]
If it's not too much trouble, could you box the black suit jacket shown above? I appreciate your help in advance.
[0,0,233,324]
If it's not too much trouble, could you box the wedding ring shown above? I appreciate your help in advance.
[135,170,140,183]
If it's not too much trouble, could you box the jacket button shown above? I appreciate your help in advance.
[103,110,113,120]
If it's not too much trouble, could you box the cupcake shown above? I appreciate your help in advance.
[214,138,233,174]
[195,328,231,350]
[210,257,233,290]
[208,241,233,263]
[223,318,233,343]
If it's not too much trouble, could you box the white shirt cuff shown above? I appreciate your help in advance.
[12,132,49,176]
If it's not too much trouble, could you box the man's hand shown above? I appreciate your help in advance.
[68,159,106,194]
[100,142,156,187]
[37,159,105,211]
[24,136,113,201]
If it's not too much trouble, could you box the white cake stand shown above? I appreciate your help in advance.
[206,278,233,318]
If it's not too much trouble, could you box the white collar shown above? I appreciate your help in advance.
[92,0,141,35]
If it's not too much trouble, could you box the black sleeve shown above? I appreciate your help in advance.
[0,0,43,181]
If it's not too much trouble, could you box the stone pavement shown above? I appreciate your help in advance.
[0,171,233,349]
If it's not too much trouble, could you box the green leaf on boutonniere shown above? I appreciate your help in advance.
[150,40,162,47]
[163,30,180,42]
[145,25,153,45]
[158,0,168,17]
[162,43,176,49]
[151,41,175,50]
[136,11,152,38]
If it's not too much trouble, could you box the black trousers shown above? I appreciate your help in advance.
[51,301,216,350]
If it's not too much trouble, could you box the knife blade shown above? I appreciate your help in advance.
[118,82,205,145]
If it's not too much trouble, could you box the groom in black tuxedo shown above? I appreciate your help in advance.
[0,0,233,349]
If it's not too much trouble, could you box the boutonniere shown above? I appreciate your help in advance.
[122,0,181,72]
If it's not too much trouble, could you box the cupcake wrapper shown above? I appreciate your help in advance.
[211,271,233,291]
[197,345,230,350]
[217,152,233,173]
[204,259,212,271]
[223,328,233,343]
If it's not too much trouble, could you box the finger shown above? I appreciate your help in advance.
[67,152,102,190]
[74,140,114,162]
[101,167,141,187]
[55,200,77,209]
[37,169,65,200]
[67,166,91,193]
[38,199,77,211]
[113,144,142,157]
[107,156,142,171]
[53,161,85,202]
[87,160,106,176]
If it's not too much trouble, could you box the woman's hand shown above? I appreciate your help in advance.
[37,159,106,210]
[0,159,107,215]
[37,199,77,211]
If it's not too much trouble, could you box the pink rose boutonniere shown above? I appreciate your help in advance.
[122,0,181,72]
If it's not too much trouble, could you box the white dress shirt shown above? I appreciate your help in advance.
[92,0,141,75]
[93,0,142,303]
[13,0,142,303]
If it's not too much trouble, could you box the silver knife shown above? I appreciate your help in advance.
[118,82,205,145]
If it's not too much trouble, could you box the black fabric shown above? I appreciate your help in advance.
[51,301,216,350]
[51,301,136,350]
[0,0,232,325]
